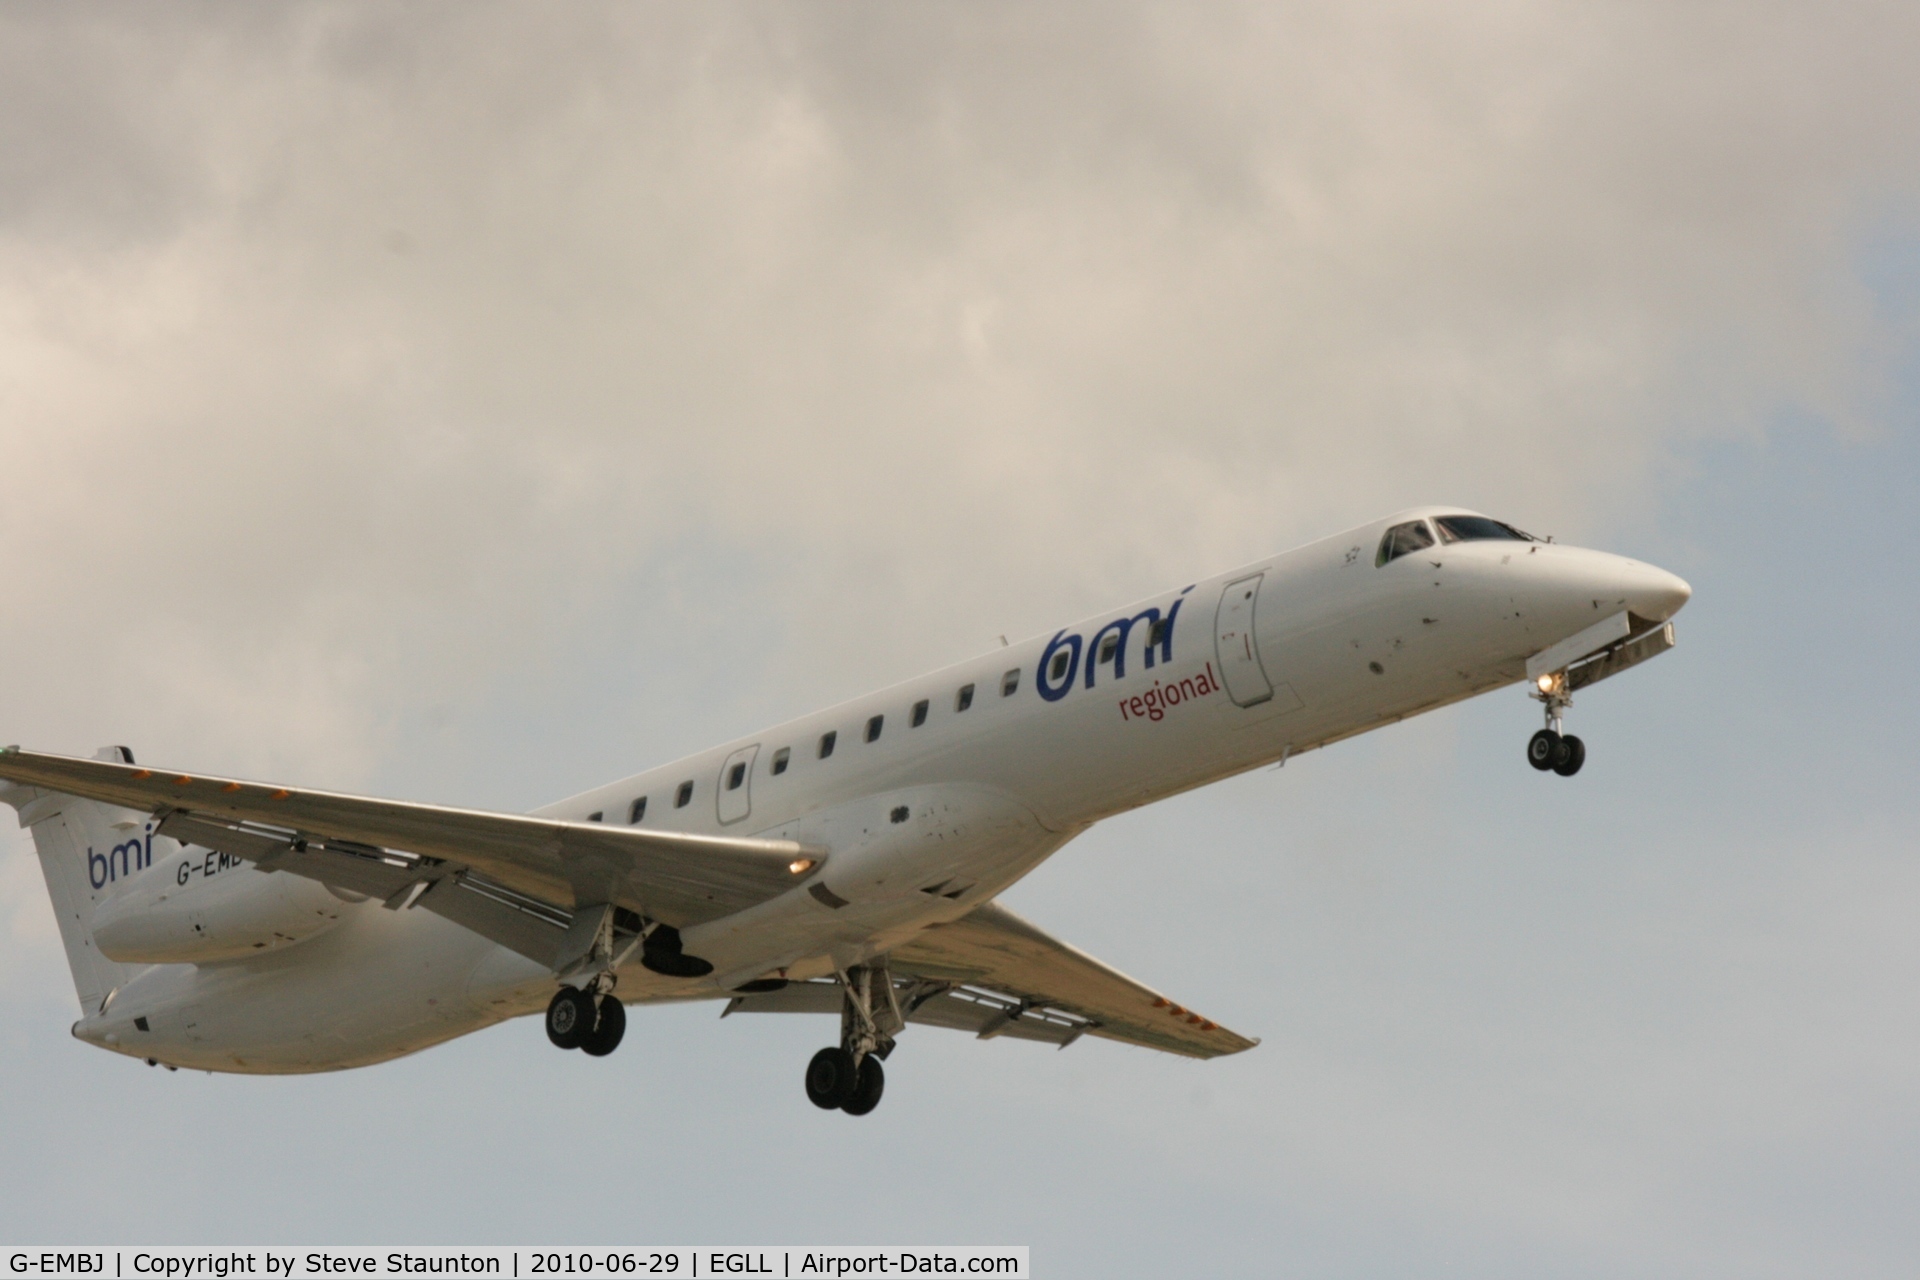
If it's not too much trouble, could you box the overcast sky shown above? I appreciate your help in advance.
[3,5,1918,1276]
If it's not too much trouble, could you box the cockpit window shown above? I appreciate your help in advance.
[1434,515,1535,544]
[1376,520,1436,566]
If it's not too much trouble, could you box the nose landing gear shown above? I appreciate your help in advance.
[1527,675,1585,777]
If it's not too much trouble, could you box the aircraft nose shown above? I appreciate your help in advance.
[1622,561,1692,623]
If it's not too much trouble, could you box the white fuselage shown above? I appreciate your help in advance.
[70,509,1690,1072]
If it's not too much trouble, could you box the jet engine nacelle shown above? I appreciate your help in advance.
[91,844,351,964]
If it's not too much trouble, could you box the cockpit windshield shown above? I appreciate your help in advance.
[1433,515,1535,544]
[1375,520,1436,566]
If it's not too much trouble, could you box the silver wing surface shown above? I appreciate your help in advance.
[726,900,1257,1059]
[0,747,824,969]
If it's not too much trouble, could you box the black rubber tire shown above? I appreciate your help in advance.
[545,987,592,1050]
[580,995,626,1056]
[1553,734,1586,777]
[840,1054,886,1116]
[1527,729,1561,771]
[805,1047,859,1110]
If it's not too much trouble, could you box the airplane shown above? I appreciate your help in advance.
[0,507,1690,1115]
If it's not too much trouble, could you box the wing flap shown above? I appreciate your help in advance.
[720,902,1258,1059]
[722,978,1091,1048]
[891,901,1257,1059]
[413,874,573,968]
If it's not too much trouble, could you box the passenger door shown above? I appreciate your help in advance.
[716,744,760,825]
[1213,573,1274,707]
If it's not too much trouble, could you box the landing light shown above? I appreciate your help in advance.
[1536,674,1556,692]
[788,858,815,875]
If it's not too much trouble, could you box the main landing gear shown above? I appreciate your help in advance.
[544,904,647,1057]
[806,1046,885,1115]
[1527,672,1585,777]
[805,963,900,1117]
[546,983,626,1057]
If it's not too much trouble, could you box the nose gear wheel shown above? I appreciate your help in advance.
[1527,673,1586,777]
[1527,729,1559,771]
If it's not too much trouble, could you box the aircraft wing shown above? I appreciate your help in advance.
[0,748,823,951]
[727,900,1258,1060]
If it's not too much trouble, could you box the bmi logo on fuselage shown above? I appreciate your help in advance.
[1035,587,1194,703]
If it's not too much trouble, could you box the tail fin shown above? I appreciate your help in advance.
[1,746,148,1013]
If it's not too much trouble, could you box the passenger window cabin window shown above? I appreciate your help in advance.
[1098,634,1119,665]
[587,811,603,823]
[628,796,647,824]
[1001,668,1020,696]
[726,762,746,791]
[865,714,884,743]
[1049,650,1071,682]
[955,683,975,712]
[819,731,837,759]
[675,780,693,808]
[1148,619,1165,647]
[911,699,929,727]
[771,747,790,775]
[1376,520,1437,566]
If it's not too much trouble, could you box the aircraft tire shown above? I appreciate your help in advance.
[580,995,626,1056]
[805,1047,859,1110]
[840,1055,885,1116]
[545,987,593,1050]
[1527,729,1561,771]
[1553,734,1586,777]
